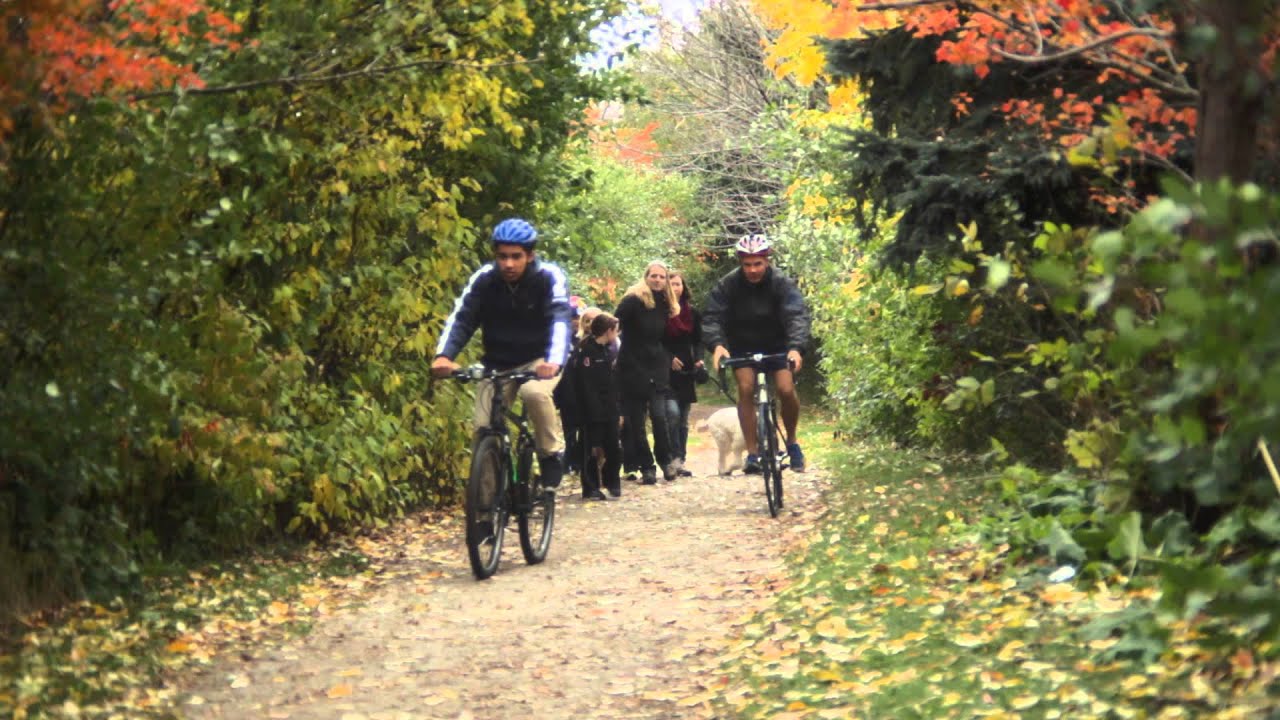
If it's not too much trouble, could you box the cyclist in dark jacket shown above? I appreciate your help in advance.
[615,261,680,484]
[431,218,573,490]
[704,233,812,473]
[573,312,623,500]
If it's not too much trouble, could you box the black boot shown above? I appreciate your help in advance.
[539,453,564,489]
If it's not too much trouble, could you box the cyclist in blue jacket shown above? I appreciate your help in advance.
[705,233,812,473]
[431,218,574,491]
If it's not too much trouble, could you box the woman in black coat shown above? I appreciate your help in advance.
[614,261,680,484]
[661,271,704,473]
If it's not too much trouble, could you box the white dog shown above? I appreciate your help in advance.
[697,407,746,476]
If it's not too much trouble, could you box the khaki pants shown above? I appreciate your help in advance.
[473,359,564,456]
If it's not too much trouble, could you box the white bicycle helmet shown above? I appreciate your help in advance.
[734,233,772,256]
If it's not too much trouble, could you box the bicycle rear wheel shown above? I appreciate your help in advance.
[465,436,507,579]
[759,403,781,517]
[518,443,555,564]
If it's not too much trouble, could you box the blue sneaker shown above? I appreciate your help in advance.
[787,442,806,472]
[744,454,762,474]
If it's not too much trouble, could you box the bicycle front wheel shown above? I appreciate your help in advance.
[466,436,507,579]
[770,405,784,511]
[759,403,781,517]
[518,444,555,564]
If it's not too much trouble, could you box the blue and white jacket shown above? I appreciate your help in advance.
[434,259,573,370]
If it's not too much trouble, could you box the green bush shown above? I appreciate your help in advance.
[962,180,1280,648]
[0,0,625,612]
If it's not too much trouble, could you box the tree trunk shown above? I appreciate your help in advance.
[1187,0,1275,184]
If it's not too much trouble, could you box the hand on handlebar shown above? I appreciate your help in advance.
[535,361,560,380]
[711,345,729,372]
[431,356,460,378]
[787,349,803,373]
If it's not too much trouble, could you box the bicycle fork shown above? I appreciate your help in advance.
[757,372,789,470]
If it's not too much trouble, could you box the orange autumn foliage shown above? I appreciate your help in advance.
[1,0,241,135]
[756,0,1277,209]
[579,102,660,166]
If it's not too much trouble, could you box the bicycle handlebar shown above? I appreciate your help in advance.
[719,352,794,370]
[448,365,540,383]
[715,352,796,403]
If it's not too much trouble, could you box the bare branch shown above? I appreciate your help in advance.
[132,56,542,101]
[855,0,951,9]
[991,28,1171,64]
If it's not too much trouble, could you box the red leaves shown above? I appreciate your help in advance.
[614,121,661,165]
[842,1,1202,210]
[906,8,959,38]
[2,0,241,135]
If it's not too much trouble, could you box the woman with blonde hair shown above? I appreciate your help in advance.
[614,261,682,484]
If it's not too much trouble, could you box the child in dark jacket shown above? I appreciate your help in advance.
[573,312,622,500]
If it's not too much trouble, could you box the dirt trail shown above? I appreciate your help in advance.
[182,405,826,719]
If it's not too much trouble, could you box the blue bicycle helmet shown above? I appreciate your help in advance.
[491,218,538,247]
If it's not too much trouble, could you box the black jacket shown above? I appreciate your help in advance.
[702,266,810,355]
[615,291,672,394]
[663,304,704,405]
[434,259,573,369]
[553,342,581,416]
[573,339,619,425]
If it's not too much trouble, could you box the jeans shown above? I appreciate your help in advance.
[663,395,691,461]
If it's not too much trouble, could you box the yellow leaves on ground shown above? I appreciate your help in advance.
[952,632,989,648]
[714,443,1280,720]
[166,637,194,653]
[326,683,353,699]
[1039,583,1088,606]
[3,511,457,720]
[814,615,852,639]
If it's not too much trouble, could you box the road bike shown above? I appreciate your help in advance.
[720,352,792,518]
[449,365,556,579]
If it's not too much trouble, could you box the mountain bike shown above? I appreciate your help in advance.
[449,365,556,579]
[720,352,792,518]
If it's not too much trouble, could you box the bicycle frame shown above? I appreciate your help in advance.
[473,370,538,512]
[721,352,792,516]
[450,364,556,578]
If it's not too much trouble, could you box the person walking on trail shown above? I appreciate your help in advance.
[704,233,812,474]
[554,298,591,479]
[614,260,682,484]
[662,271,704,476]
[573,312,623,500]
[430,217,573,491]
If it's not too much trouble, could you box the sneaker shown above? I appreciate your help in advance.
[641,469,658,485]
[787,443,806,473]
[678,468,693,477]
[744,454,762,474]
[606,486,622,498]
[663,459,682,481]
[585,490,612,501]
[538,453,564,488]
